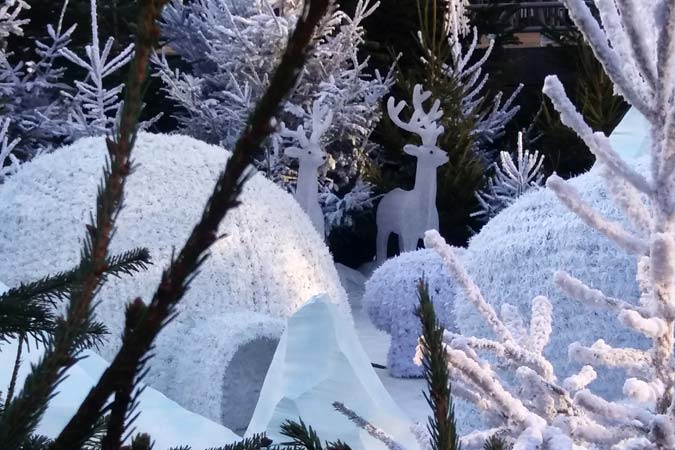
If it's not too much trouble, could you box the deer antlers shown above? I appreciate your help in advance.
[387,84,444,146]
[280,99,334,148]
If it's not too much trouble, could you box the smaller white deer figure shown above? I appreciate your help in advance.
[376,84,449,264]
[280,100,333,237]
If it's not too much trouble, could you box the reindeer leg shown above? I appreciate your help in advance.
[401,234,418,254]
[376,229,390,264]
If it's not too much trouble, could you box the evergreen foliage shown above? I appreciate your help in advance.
[481,436,509,450]
[414,280,460,450]
[0,247,151,343]
[0,0,168,448]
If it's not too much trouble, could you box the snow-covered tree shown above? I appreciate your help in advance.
[417,0,675,448]
[0,0,75,157]
[420,0,521,159]
[0,118,20,180]
[0,0,136,159]
[59,0,134,137]
[473,132,545,219]
[0,0,29,42]
[376,0,522,247]
[155,0,395,234]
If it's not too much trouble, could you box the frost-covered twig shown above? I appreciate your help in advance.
[417,1,675,447]
[473,132,545,219]
[546,174,648,256]
[333,401,406,450]
[0,117,20,180]
[0,0,29,40]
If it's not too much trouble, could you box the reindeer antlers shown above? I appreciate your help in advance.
[387,84,444,146]
[280,99,333,147]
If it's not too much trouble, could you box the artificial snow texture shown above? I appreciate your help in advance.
[458,159,648,397]
[369,160,649,391]
[363,249,459,377]
[247,294,420,450]
[0,132,349,425]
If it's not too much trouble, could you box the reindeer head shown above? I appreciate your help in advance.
[387,84,448,167]
[281,100,333,169]
[403,143,449,167]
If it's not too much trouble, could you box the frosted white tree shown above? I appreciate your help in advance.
[376,85,448,263]
[60,0,134,137]
[0,0,76,156]
[420,0,521,158]
[415,0,675,448]
[473,132,545,219]
[155,0,394,234]
[0,1,26,173]
[280,100,333,236]
[0,0,29,42]
[1,0,136,157]
[0,118,20,180]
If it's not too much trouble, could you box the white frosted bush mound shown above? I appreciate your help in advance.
[459,161,649,396]
[0,133,348,424]
[366,162,650,389]
[363,249,458,377]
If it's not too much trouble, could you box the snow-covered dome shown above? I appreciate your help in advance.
[0,133,348,428]
[458,161,648,396]
[363,249,458,377]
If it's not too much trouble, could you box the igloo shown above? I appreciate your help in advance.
[0,133,349,430]
[457,160,648,397]
[363,249,459,377]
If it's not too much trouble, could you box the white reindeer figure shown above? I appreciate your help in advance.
[376,84,449,264]
[280,100,333,237]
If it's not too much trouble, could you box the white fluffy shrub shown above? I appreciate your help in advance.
[363,249,458,377]
[0,133,348,424]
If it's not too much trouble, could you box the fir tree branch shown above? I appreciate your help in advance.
[51,1,331,448]
[0,0,160,440]
[125,432,152,450]
[207,434,272,450]
[82,415,109,450]
[0,247,149,345]
[101,299,147,450]
[280,419,325,450]
[415,280,461,450]
[18,435,52,450]
[165,434,272,450]
[482,436,510,450]
[5,335,24,404]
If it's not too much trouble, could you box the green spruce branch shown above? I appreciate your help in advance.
[280,419,351,450]
[0,0,162,441]
[415,279,460,450]
[0,248,150,344]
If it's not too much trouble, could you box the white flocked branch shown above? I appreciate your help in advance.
[416,0,675,447]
